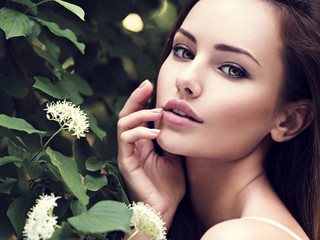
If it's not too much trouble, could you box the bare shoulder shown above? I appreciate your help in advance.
[200,219,297,240]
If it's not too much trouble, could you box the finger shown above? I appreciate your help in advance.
[118,127,160,159]
[119,80,153,118]
[117,108,163,134]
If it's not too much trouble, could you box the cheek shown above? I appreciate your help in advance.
[198,94,277,156]
[205,90,277,133]
[155,63,176,107]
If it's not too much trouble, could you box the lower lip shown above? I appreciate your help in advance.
[163,111,199,126]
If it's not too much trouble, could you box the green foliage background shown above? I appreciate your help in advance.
[0,0,187,239]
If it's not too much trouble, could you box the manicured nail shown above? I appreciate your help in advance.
[151,108,163,113]
[150,129,160,134]
[138,79,149,89]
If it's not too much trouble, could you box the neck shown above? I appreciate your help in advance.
[186,144,267,231]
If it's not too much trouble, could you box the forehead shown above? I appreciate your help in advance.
[180,0,283,64]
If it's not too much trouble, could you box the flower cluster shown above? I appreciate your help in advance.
[44,100,89,138]
[23,194,60,240]
[128,202,167,240]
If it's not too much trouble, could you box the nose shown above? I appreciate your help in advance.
[176,60,203,98]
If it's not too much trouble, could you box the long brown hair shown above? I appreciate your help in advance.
[153,0,320,239]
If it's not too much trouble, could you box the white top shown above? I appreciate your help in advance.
[242,217,306,240]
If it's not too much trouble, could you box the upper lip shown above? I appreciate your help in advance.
[163,99,204,123]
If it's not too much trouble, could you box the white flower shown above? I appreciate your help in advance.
[44,100,89,138]
[128,202,167,240]
[23,194,60,240]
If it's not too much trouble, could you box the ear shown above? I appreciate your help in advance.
[270,99,314,142]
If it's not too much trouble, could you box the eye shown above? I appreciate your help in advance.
[219,64,249,79]
[172,44,194,60]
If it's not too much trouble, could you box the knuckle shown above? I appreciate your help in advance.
[118,108,126,118]
[135,126,145,134]
[117,118,125,130]
[119,131,129,142]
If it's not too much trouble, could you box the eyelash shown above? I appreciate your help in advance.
[218,64,249,79]
[172,44,249,80]
[172,44,194,60]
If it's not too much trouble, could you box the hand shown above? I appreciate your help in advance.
[117,80,186,229]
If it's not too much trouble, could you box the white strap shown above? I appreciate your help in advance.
[242,217,305,240]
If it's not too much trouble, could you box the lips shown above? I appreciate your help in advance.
[163,99,203,123]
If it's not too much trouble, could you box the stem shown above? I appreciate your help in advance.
[39,133,43,147]
[30,124,65,162]
[127,230,140,240]
[55,224,61,229]
[23,0,52,14]
[43,125,65,149]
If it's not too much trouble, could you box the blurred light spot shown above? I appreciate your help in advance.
[155,0,168,17]
[122,13,144,32]
[153,1,177,31]
[62,57,74,69]
[122,57,138,79]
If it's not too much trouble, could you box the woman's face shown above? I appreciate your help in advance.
[155,0,284,160]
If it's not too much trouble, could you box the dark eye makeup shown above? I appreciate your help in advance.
[171,44,250,79]
[172,44,194,60]
[218,64,249,79]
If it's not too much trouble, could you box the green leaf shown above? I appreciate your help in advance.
[7,137,27,157]
[0,8,34,39]
[11,0,38,15]
[46,147,89,205]
[92,116,118,158]
[0,197,15,239]
[63,72,93,96]
[0,76,29,99]
[0,129,32,152]
[73,138,94,176]
[34,17,85,54]
[48,222,78,240]
[32,44,63,71]
[105,159,130,204]
[7,193,37,239]
[53,0,85,21]
[13,178,29,196]
[38,31,61,59]
[34,75,91,105]
[45,163,63,182]
[34,76,68,99]
[85,111,107,141]
[58,77,83,104]
[70,198,87,216]
[0,156,23,167]
[68,200,132,234]
[0,114,47,135]
[13,130,42,152]
[27,20,41,41]
[0,178,17,194]
[84,174,108,191]
[85,156,106,172]
[22,158,46,179]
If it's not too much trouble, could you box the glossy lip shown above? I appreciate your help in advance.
[163,99,204,123]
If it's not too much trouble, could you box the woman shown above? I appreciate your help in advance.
[117,0,320,239]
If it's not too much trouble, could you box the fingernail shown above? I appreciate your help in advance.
[138,79,149,89]
[151,108,163,113]
[150,129,160,134]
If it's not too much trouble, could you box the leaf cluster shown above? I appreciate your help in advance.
[0,0,186,239]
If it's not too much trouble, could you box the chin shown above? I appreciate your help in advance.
[156,130,196,157]
[156,132,184,156]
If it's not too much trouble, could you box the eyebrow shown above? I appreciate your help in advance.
[214,44,261,67]
[176,28,197,43]
[176,28,261,67]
